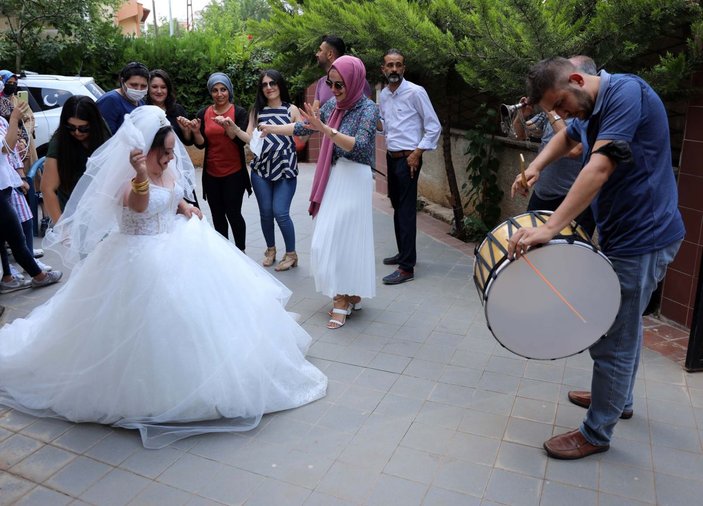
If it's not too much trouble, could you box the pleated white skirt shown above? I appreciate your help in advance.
[310,158,376,298]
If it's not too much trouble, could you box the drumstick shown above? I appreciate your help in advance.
[521,254,587,323]
[519,153,528,188]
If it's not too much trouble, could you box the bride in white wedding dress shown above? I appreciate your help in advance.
[0,106,327,449]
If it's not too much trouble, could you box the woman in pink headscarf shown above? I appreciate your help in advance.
[260,55,379,329]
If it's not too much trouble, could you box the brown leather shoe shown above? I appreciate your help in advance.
[568,391,633,419]
[544,428,609,460]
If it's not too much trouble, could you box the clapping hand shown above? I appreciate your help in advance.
[176,116,201,133]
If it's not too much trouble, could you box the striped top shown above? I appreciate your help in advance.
[250,105,298,181]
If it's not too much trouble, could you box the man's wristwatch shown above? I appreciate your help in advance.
[549,114,562,125]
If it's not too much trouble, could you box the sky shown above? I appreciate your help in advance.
[145,0,212,24]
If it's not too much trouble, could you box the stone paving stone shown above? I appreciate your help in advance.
[44,456,112,497]
[20,418,74,443]
[0,410,38,432]
[0,471,37,505]
[511,397,557,424]
[52,424,112,454]
[598,461,656,503]
[0,427,11,444]
[422,485,482,506]
[483,468,543,506]
[366,473,428,506]
[540,481,597,506]
[13,485,73,506]
[655,472,703,505]
[127,481,192,506]
[245,477,311,506]
[120,446,185,480]
[79,468,150,506]
[457,409,509,440]
[516,378,562,403]
[494,441,548,478]
[432,457,491,497]
[0,434,43,469]
[10,444,76,482]
[503,417,555,449]
[545,456,599,490]
[316,460,381,504]
[414,401,465,430]
[302,491,357,506]
[383,445,441,484]
[83,430,143,466]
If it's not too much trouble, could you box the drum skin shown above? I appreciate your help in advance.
[473,211,621,360]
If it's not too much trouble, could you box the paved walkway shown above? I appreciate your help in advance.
[1,164,702,505]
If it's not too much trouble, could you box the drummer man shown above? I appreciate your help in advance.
[509,57,684,459]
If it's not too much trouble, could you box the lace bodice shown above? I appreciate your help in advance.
[120,184,180,235]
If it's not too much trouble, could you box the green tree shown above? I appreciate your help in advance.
[0,0,120,71]
[251,0,472,237]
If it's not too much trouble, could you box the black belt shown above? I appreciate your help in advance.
[387,150,414,159]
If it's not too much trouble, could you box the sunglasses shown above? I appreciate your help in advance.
[325,79,345,91]
[261,81,278,89]
[65,124,91,133]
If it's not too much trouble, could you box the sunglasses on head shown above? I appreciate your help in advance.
[65,124,91,133]
[325,79,345,90]
[261,81,278,89]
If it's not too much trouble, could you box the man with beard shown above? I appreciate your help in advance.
[312,35,371,109]
[378,49,440,285]
[509,57,684,459]
[512,55,597,236]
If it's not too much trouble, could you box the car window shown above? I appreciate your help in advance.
[26,87,73,112]
[84,82,105,99]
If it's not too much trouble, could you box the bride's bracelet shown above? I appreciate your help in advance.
[131,177,149,195]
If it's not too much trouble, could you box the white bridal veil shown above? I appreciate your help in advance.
[44,106,196,267]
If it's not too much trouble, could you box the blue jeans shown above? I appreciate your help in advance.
[251,172,297,252]
[580,240,682,446]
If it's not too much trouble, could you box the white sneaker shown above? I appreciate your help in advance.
[10,263,24,280]
[33,248,44,258]
[35,260,52,272]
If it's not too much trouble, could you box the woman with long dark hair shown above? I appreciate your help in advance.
[146,69,190,145]
[41,95,111,223]
[237,70,302,270]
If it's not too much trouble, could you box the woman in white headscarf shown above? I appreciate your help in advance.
[0,106,327,449]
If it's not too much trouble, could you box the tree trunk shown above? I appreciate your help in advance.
[440,73,465,239]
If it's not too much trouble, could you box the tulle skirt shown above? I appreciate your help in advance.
[310,158,376,299]
[0,216,327,448]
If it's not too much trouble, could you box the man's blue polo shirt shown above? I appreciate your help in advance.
[567,70,684,256]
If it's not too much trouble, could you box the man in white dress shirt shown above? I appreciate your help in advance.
[378,49,441,284]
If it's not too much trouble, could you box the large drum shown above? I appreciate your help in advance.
[473,211,621,360]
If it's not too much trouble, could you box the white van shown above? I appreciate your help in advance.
[18,73,105,156]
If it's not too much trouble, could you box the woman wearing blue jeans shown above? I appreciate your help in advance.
[241,70,302,270]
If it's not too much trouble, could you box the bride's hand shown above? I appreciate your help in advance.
[129,149,147,177]
[300,102,323,131]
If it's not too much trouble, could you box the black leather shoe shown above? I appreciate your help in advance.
[383,254,400,265]
[383,269,414,285]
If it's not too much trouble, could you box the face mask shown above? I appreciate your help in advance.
[124,86,147,102]
[3,82,17,95]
